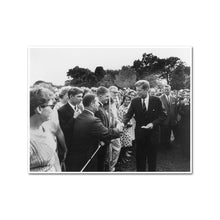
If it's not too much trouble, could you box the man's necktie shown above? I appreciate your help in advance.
[142,99,146,111]
[167,96,170,105]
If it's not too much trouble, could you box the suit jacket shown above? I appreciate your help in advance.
[66,110,120,171]
[160,94,178,126]
[57,103,75,149]
[123,96,166,143]
[95,105,109,128]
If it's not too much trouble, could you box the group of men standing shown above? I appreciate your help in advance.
[57,80,190,172]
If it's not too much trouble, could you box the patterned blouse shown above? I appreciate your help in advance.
[118,105,132,148]
[30,126,61,172]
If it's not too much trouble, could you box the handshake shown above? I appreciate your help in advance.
[116,122,124,133]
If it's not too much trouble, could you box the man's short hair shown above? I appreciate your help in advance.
[68,87,83,98]
[164,85,171,90]
[96,86,109,96]
[134,80,150,90]
[109,85,118,92]
[150,88,156,92]
[59,86,71,98]
[91,87,97,93]
[83,94,96,107]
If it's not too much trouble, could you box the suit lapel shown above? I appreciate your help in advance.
[163,95,170,110]
[148,96,153,112]
[138,98,145,113]
[66,102,75,117]
[100,106,109,128]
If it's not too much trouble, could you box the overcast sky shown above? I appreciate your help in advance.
[29,47,192,85]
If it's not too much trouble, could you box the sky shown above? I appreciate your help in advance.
[29,47,192,86]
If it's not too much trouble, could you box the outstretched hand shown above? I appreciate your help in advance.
[141,123,153,129]
[116,122,124,132]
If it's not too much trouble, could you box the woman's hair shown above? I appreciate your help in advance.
[121,94,131,105]
[128,90,136,96]
[30,87,52,117]
[91,87,97,94]
[59,86,71,99]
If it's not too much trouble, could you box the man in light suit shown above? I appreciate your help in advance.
[123,80,166,171]
[95,86,111,171]
[160,85,179,149]
[65,94,121,172]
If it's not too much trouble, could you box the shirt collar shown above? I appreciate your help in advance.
[84,109,94,117]
[165,94,170,99]
[98,101,104,107]
[68,101,76,111]
[142,94,149,101]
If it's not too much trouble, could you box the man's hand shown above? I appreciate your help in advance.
[59,150,67,162]
[125,123,132,128]
[116,122,124,132]
[73,109,81,118]
[141,123,153,129]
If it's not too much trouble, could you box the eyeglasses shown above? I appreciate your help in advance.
[40,104,55,109]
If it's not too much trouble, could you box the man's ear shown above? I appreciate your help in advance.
[35,106,42,115]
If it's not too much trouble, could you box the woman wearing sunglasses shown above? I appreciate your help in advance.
[30,87,61,172]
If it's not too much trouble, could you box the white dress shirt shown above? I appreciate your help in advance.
[142,95,149,111]
[68,101,77,111]
[165,94,171,104]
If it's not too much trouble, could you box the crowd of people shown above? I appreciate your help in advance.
[29,80,190,172]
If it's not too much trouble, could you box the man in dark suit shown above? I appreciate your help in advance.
[58,87,83,150]
[123,80,166,171]
[160,85,179,149]
[66,94,121,172]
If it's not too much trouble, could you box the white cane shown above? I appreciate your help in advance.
[80,144,102,172]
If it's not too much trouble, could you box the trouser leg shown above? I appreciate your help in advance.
[171,125,179,144]
[136,139,147,171]
[161,125,171,148]
[97,145,107,171]
[146,143,157,171]
[109,139,122,171]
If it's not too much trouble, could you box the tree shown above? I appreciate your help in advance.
[94,66,106,81]
[98,69,119,87]
[133,53,190,89]
[114,66,137,89]
[144,74,166,89]
[32,80,62,91]
[159,57,182,85]
[169,64,190,90]
[183,66,190,89]
[67,66,98,87]
[99,74,115,87]
[33,80,47,85]
[133,53,162,79]
[64,80,71,86]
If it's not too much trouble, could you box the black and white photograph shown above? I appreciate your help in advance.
[29,47,192,173]
[2,0,220,219]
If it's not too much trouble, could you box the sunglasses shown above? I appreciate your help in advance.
[40,104,55,109]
